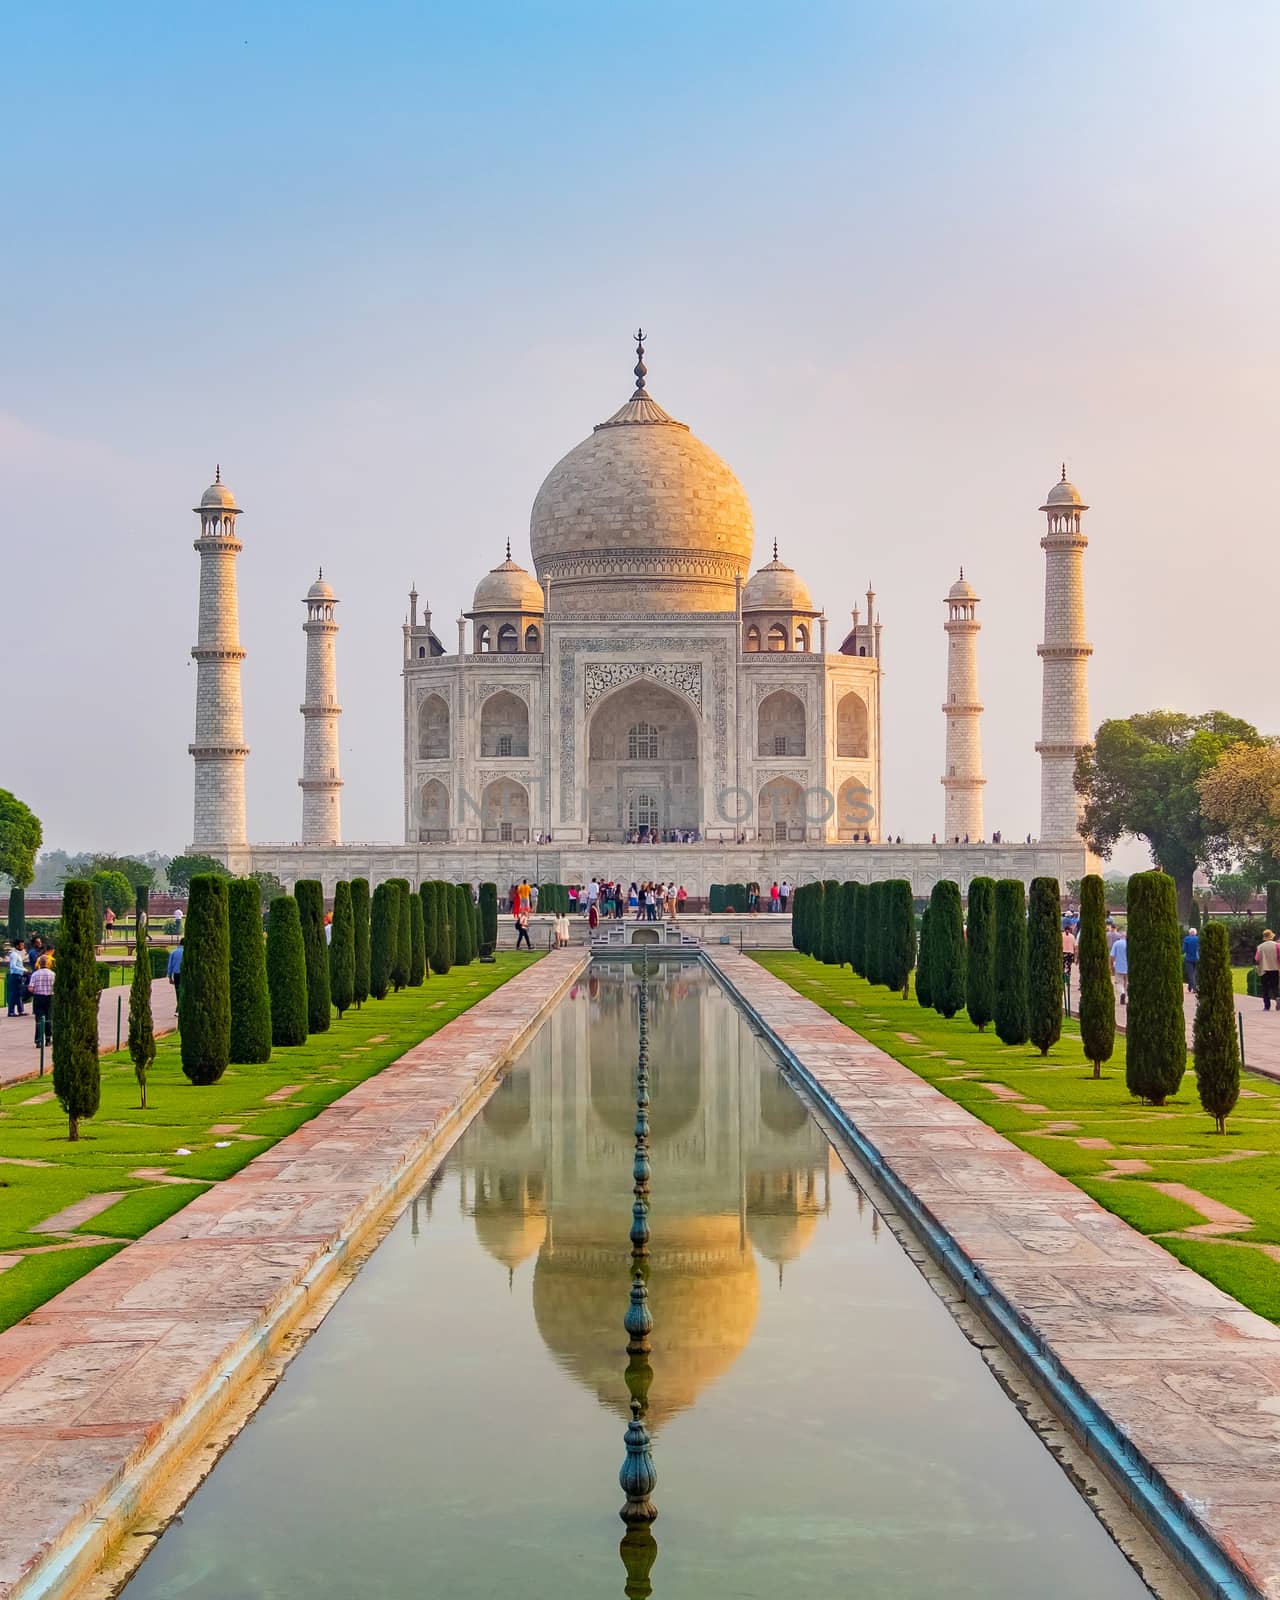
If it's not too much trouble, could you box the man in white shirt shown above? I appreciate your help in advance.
[779,880,791,912]
[1257,930,1280,1011]
[6,941,27,1018]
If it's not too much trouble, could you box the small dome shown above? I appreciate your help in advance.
[948,572,977,601]
[472,554,544,615]
[199,470,237,510]
[742,553,814,614]
[307,574,334,601]
[1043,467,1086,509]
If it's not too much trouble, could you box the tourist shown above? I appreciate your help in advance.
[1105,919,1119,952]
[770,881,780,913]
[173,906,184,938]
[1182,926,1199,994]
[167,939,184,1002]
[630,882,641,918]
[1062,923,1077,977]
[676,885,687,916]
[529,883,539,913]
[779,879,791,912]
[28,957,53,1048]
[588,899,599,932]
[1256,930,1280,1012]
[324,911,332,945]
[1110,930,1128,1007]
[6,940,28,1018]
[514,909,532,949]
[104,905,116,939]
[584,878,599,917]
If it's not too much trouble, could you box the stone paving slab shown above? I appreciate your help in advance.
[0,979,177,1091]
[715,949,1280,1599]
[0,949,586,1600]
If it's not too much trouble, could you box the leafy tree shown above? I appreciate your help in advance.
[993,880,1029,1045]
[821,879,841,964]
[351,877,370,1006]
[7,884,25,941]
[266,897,308,1046]
[228,877,272,1064]
[965,877,996,1031]
[1198,740,1280,869]
[52,881,100,1139]
[1193,922,1240,1133]
[454,884,476,965]
[89,869,133,920]
[389,879,411,990]
[330,881,356,1016]
[428,882,453,975]
[915,906,933,1009]
[85,854,156,892]
[295,880,331,1033]
[248,870,286,910]
[1124,871,1187,1105]
[128,921,155,1108]
[882,880,915,995]
[167,853,232,895]
[179,874,231,1085]
[927,880,966,1018]
[1102,876,1130,911]
[1269,882,1280,938]
[1212,873,1255,916]
[839,881,857,969]
[369,882,393,999]
[1076,711,1262,921]
[1077,875,1115,1078]
[1027,877,1063,1056]
[408,889,427,985]
[0,788,42,887]
[480,882,498,957]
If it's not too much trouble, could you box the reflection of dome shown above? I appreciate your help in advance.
[742,555,814,614]
[529,362,754,616]
[591,1051,701,1140]
[532,1215,759,1429]
[758,1069,811,1137]
[472,554,543,614]
[482,1070,532,1136]
[474,1205,546,1272]
[748,1208,819,1268]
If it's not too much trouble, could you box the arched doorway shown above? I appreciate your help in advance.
[418,693,449,759]
[757,690,806,757]
[758,776,804,841]
[587,679,699,840]
[836,691,869,758]
[837,777,873,839]
[480,691,529,757]
[480,777,530,841]
[420,778,450,839]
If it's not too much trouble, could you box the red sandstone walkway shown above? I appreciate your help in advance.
[1109,984,1280,1085]
[717,948,1280,1598]
[0,949,585,1600]
[0,979,177,1091]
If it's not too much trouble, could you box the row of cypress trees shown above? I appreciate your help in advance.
[791,878,916,992]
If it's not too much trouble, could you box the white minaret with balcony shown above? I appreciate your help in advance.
[189,468,248,847]
[941,569,985,841]
[299,571,343,843]
[1036,468,1093,841]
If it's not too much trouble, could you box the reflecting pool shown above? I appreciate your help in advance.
[121,962,1150,1599]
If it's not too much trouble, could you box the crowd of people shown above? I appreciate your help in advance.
[4,936,57,1046]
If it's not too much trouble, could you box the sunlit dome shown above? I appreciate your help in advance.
[743,549,815,613]
[307,574,334,601]
[947,571,977,601]
[1043,466,1086,509]
[472,552,544,614]
[199,467,237,510]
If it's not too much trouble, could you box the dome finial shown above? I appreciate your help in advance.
[1061,462,1067,482]
[959,565,963,579]
[506,537,511,561]
[215,463,221,484]
[633,328,647,393]
[318,566,323,580]
[773,539,778,562]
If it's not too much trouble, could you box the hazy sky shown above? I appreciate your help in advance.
[6,1,1278,860]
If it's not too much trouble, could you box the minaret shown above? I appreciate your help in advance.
[941,569,985,841]
[189,467,248,848]
[299,570,343,843]
[1036,467,1093,841]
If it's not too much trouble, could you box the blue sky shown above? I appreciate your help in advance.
[6,1,1278,855]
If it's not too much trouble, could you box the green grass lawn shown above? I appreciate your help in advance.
[0,954,540,1331]
[753,951,1280,1324]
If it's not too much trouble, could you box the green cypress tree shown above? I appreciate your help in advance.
[179,874,231,1085]
[265,896,308,1046]
[52,881,100,1139]
[792,883,806,952]
[1125,870,1187,1105]
[915,906,933,1009]
[351,877,371,1008]
[965,877,996,1031]
[390,879,411,990]
[382,881,402,990]
[1077,874,1115,1079]
[8,883,25,941]
[928,880,966,1018]
[408,889,427,985]
[1027,877,1063,1056]
[430,881,453,974]
[846,882,863,975]
[994,879,1030,1045]
[128,922,155,1108]
[330,880,357,1016]
[804,882,821,959]
[862,882,880,983]
[295,880,331,1033]
[1193,922,1240,1133]
[369,882,393,999]
[839,881,857,968]
[420,882,438,970]
[480,882,498,957]
[228,877,272,1064]
[883,880,915,995]
[471,891,481,958]
[821,879,841,964]
[454,884,475,964]
[799,883,813,953]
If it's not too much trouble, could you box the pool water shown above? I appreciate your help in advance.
[120,962,1150,1599]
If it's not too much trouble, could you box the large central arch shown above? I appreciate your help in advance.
[586,678,700,840]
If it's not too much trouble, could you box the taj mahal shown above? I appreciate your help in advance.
[192,334,1094,897]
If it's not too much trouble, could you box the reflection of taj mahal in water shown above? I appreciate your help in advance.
[436,963,830,1428]
[197,334,1093,896]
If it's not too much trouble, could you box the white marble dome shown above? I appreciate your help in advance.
[307,575,335,601]
[947,572,977,601]
[472,554,543,614]
[529,383,754,616]
[199,473,237,510]
[1044,472,1085,508]
[743,553,814,613]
